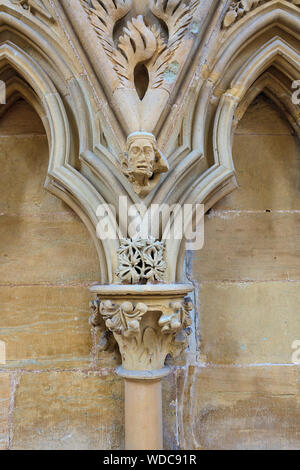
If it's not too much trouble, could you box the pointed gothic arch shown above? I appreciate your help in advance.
[0,29,119,282]
[166,3,300,282]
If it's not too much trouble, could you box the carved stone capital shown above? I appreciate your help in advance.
[90,284,194,373]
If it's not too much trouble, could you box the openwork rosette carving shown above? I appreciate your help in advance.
[116,237,167,284]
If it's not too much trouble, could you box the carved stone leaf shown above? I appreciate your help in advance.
[148,0,199,90]
[223,9,238,28]
[97,330,118,353]
[120,302,147,336]
[89,299,102,328]
[81,0,132,78]
[143,326,160,361]
[147,26,173,89]
[170,328,191,358]
[82,0,131,38]
[115,252,143,284]
[150,0,199,50]
[91,0,132,37]
[143,250,166,282]
[100,300,124,333]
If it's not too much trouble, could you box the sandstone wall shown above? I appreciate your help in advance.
[0,100,123,450]
[185,94,300,449]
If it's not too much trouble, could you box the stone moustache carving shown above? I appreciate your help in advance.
[90,296,193,370]
[9,0,53,20]
[223,0,300,28]
[81,0,199,95]
[116,237,166,284]
[121,132,169,197]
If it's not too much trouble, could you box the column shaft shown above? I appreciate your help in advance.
[125,378,163,450]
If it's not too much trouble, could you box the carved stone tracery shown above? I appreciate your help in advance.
[116,237,167,284]
[81,0,199,95]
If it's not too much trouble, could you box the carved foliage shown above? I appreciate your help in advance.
[168,297,193,358]
[223,0,300,28]
[148,0,199,89]
[9,0,53,20]
[81,0,199,94]
[90,295,193,370]
[159,297,193,333]
[116,237,166,284]
[150,0,198,49]
[100,300,148,336]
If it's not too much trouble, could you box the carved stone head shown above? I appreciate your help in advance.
[121,132,169,197]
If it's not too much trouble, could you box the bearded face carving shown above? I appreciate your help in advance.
[121,132,169,198]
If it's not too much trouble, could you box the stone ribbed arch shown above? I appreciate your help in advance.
[0,75,45,125]
[0,12,120,283]
[235,71,300,137]
[213,37,300,204]
[164,1,300,282]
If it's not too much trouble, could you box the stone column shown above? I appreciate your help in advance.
[90,284,194,450]
[123,376,164,450]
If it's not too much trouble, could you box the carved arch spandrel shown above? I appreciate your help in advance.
[157,1,300,154]
[58,1,300,283]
